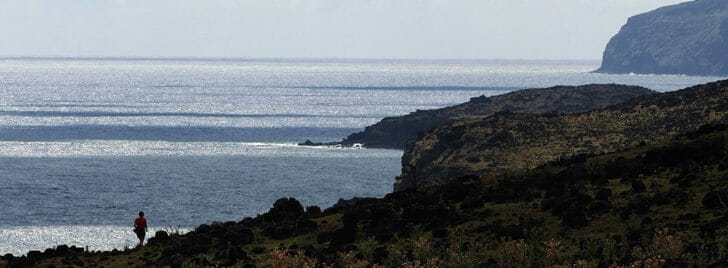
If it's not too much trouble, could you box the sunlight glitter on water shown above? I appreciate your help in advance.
[1,58,724,256]
[0,226,191,256]
[0,140,401,157]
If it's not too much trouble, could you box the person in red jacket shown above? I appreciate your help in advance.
[133,211,147,247]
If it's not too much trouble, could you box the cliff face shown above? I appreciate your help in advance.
[342,84,654,149]
[397,79,728,191]
[596,0,728,76]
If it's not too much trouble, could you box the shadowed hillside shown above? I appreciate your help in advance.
[10,124,728,267]
[397,80,728,191]
[341,84,653,149]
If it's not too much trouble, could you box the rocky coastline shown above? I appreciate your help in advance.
[397,79,728,191]
[5,80,728,267]
[303,84,654,149]
[6,113,728,266]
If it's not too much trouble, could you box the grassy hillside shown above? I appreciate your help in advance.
[10,124,728,267]
[397,79,728,190]
[341,84,653,149]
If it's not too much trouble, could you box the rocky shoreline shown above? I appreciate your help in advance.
[302,84,654,149]
[5,118,728,266]
[5,81,728,267]
[397,79,728,191]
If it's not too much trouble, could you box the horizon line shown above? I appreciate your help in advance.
[0,55,602,63]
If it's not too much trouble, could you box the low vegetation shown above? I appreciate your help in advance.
[342,84,652,149]
[6,123,728,267]
[398,79,728,190]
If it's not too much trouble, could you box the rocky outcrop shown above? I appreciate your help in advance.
[596,0,728,76]
[342,84,654,149]
[396,79,728,191]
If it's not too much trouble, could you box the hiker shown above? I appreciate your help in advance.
[133,211,147,247]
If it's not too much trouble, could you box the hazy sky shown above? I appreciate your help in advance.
[0,0,689,60]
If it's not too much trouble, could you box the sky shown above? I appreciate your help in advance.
[0,0,690,60]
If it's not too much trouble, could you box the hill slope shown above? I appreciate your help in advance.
[397,80,728,190]
[13,124,728,267]
[596,0,728,75]
[341,84,653,149]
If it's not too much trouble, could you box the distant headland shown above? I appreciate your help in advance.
[596,0,728,76]
[303,84,654,150]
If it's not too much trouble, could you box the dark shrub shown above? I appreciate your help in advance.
[595,188,612,201]
[631,180,646,193]
[702,190,728,209]
[628,195,651,214]
[305,206,322,217]
[264,198,304,221]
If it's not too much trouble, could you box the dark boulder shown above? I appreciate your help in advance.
[195,224,212,234]
[147,230,170,245]
[7,256,29,268]
[42,248,57,259]
[26,251,42,264]
[68,246,84,255]
[332,197,367,209]
[55,245,70,255]
[179,233,213,255]
[263,198,305,221]
[305,206,322,217]
[222,224,255,244]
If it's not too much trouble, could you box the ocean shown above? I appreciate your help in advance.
[0,58,724,255]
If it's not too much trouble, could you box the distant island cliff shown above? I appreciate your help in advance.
[596,0,728,76]
[340,84,654,149]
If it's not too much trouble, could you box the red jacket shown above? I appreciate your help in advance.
[134,217,147,229]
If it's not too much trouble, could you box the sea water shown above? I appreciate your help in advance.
[0,58,724,255]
